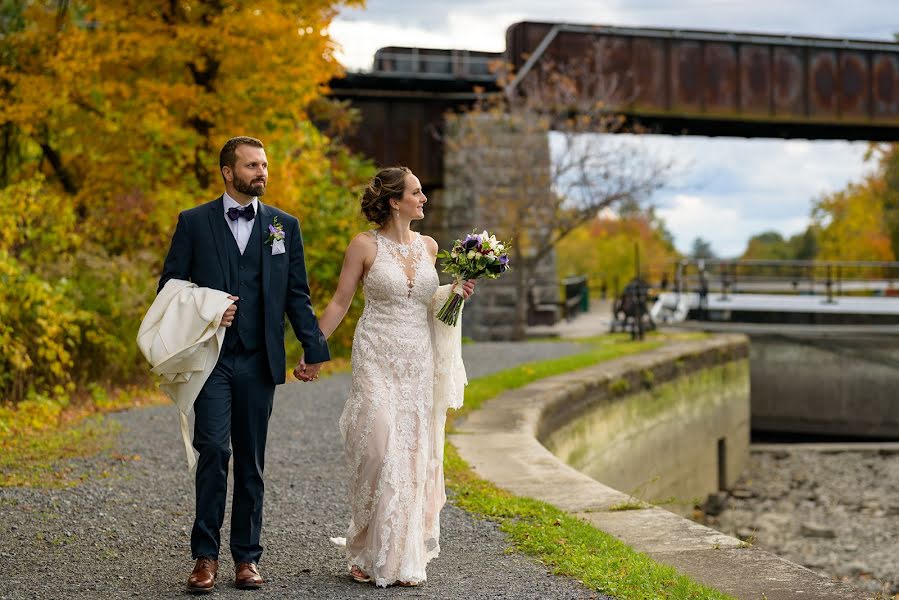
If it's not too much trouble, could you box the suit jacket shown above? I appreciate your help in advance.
[158,196,330,384]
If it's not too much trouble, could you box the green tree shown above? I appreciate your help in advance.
[868,144,899,260]
[741,231,790,260]
[690,237,715,260]
[787,228,818,261]
[556,209,680,296]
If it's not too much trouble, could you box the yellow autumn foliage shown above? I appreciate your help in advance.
[0,0,372,418]
[812,175,895,278]
[556,210,680,297]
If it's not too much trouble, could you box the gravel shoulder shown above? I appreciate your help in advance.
[0,341,609,600]
[703,445,899,597]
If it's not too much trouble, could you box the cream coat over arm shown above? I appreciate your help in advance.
[136,278,235,471]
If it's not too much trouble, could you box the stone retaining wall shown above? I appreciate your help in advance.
[544,360,749,517]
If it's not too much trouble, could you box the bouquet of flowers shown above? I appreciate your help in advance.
[436,230,511,326]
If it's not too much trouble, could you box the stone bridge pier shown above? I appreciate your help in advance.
[420,112,559,341]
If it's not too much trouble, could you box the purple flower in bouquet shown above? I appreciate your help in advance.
[462,234,480,251]
[435,230,511,326]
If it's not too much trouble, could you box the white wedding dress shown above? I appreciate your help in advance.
[338,230,458,587]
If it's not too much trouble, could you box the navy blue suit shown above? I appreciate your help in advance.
[159,196,329,564]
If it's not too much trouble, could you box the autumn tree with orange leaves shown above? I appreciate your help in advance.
[812,179,893,263]
[0,0,371,410]
[556,203,679,298]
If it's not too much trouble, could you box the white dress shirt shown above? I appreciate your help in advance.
[223,192,258,254]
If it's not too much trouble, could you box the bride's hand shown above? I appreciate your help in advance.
[293,358,321,382]
[460,279,476,299]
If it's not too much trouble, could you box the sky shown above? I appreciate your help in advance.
[330,1,894,257]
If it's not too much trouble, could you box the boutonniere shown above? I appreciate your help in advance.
[267,216,286,255]
[266,216,285,245]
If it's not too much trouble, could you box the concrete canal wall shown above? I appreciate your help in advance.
[750,332,899,438]
[543,360,749,517]
[451,334,869,599]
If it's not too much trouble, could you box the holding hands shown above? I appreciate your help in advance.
[294,358,323,382]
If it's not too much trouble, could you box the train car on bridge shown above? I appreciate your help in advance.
[372,46,500,80]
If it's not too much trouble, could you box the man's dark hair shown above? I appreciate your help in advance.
[219,136,265,174]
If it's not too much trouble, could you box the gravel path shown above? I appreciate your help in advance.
[0,341,609,600]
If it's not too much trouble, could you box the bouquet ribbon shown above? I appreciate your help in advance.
[452,278,466,297]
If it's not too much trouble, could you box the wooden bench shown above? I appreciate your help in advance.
[527,286,560,326]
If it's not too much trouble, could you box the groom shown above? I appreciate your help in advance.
[158,136,330,592]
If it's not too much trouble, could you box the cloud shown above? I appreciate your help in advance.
[656,194,739,255]
[645,136,873,256]
[333,0,899,70]
[335,0,632,34]
[656,193,803,258]
[783,141,811,158]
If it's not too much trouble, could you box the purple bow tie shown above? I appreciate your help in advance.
[227,204,255,221]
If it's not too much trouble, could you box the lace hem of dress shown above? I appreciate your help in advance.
[346,542,441,588]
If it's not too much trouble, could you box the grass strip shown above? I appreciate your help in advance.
[0,415,122,487]
[446,331,735,600]
[0,385,163,487]
[445,445,734,600]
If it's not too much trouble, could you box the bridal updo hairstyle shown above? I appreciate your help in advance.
[361,166,411,226]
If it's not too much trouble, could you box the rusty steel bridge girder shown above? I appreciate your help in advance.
[505,21,899,137]
[329,21,899,187]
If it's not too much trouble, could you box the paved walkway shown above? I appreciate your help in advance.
[0,342,609,600]
[526,300,614,339]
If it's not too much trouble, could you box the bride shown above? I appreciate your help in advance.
[297,166,475,587]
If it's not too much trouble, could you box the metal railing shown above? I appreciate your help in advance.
[673,259,899,304]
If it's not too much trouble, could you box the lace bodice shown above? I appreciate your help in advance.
[362,231,439,319]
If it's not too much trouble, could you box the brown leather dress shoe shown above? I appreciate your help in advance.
[187,557,219,594]
[235,562,263,589]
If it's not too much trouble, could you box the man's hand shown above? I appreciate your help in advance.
[293,358,324,382]
[221,296,239,327]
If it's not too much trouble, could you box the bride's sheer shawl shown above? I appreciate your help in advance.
[428,283,467,544]
[429,284,468,412]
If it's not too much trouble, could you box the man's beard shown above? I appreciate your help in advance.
[234,174,266,197]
